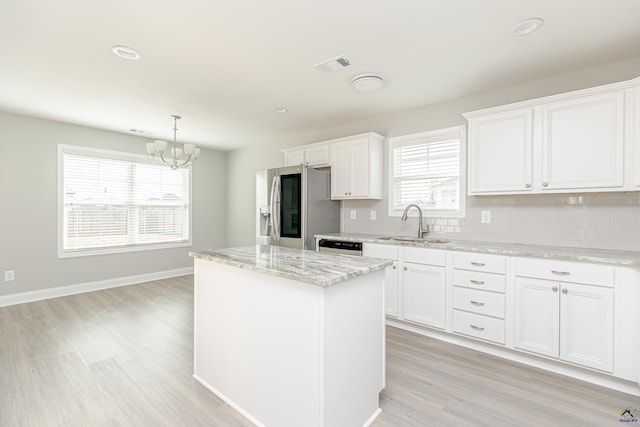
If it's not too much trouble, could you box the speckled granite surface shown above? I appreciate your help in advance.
[189,245,392,287]
[315,232,640,267]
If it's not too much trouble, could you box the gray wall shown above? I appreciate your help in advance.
[227,55,640,251]
[0,112,227,296]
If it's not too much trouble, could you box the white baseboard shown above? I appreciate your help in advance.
[386,318,640,397]
[0,267,194,308]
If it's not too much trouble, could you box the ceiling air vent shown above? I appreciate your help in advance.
[313,55,351,73]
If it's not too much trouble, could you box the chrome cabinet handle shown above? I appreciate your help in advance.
[470,300,485,306]
[552,286,558,292]
[470,280,485,285]
[471,262,485,267]
[470,325,485,331]
[392,265,396,270]
[525,183,531,188]
[551,270,570,276]
[404,267,407,271]
[542,182,549,187]
[562,288,568,295]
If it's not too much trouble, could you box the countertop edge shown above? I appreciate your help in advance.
[190,246,392,287]
[315,233,640,268]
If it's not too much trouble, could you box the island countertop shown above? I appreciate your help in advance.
[189,245,392,287]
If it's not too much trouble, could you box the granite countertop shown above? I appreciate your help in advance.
[315,232,640,267]
[189,245,392,287]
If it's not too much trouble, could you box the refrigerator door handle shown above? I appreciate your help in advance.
[270,176,281,241]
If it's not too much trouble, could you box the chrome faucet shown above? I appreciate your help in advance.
[402,204,429,238]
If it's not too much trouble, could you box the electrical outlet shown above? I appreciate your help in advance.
[481,211,491,224]
[4,270,15,282]
[370,210,377,220]
[350,210,357,220]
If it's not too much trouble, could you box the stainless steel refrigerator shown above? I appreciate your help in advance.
[256,165,340,250]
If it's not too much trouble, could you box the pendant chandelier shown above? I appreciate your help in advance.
[146,115,200,170]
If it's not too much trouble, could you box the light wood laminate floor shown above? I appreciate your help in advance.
[1,275,637,426]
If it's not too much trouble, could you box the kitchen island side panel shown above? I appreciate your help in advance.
[193,257,385,427]
[193,259,322,426]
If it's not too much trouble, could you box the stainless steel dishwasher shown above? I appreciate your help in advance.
[317,239,363,256]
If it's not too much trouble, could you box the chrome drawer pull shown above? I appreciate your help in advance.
[471,262,485,267]
[470,325,485,331]
[470,280,485,285]
[470,300,485,306]
[551,270,570,276]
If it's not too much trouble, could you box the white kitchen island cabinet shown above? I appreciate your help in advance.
[190,246,390,427]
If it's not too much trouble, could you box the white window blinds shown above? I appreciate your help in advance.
[59,145,191,256]
[389,127,465,216]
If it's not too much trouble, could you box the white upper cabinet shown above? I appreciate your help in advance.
[465,77,639,195]
[634,85,640,187]
[330,133,384,200]
[467,108,533,193]
[281,132,384,199]
[540,91,624,191]
[282,143,330,167]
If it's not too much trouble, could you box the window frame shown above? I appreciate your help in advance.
[387,125,466,218]
[57,144,192,258]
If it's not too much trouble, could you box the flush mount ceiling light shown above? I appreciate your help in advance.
[112,45,141,60]
[351,74,385,92]
[146,115,200,170]
[509,18,544,36]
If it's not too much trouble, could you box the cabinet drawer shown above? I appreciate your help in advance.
[363,243,399,261]
[453,252,506,274]
[515,258,614,287]
[453,287,505,318]
[404,247,446,266]
[452,269,506,293]
[453,310,505,345]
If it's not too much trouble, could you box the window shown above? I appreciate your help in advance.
[388,126,466,218]
[58,145,191,257]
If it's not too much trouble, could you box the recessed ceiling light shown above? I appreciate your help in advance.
[275,107,288,113]
[351,74,384,92]
[509,18,544,37]
[112,45,141,60]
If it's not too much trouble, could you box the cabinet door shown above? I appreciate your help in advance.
[634,86,640,188]
[541,91,624,190]
[330,142,350,198]
[347,138,371,197]
[514,277,559,358]
[305,145,330,166]
[559,283,614,372]
[403,262,446,329]
[284,149,304,166]
[363,243,400,318]
[468,108,533,194]
[384,262,400,318]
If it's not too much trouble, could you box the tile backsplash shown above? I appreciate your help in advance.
[341,193,640,252]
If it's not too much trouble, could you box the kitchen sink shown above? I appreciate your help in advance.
[376,236,450,244]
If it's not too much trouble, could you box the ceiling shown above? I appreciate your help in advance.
[1,0,640,151]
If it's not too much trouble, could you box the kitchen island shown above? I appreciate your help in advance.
[189,245,391,427]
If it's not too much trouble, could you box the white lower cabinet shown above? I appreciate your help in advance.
[514,259,615,372]
[363,244,400,318]
[452,252,508,344]
[403,262,446,329]
[361,242,638,387]
[364,243,446,329]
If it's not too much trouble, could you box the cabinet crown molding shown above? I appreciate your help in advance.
[463,75,640,119]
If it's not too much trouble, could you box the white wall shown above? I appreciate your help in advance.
[0,112,227,297]
[227,55,640,251]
